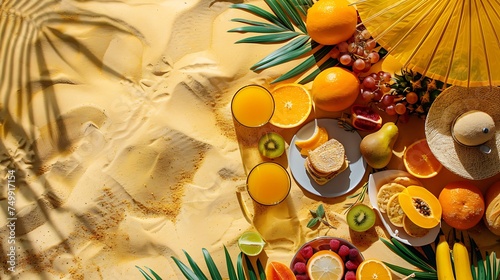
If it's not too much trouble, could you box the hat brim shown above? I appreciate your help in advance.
[425,86,500,180]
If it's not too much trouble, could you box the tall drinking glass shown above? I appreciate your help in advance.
[231,85,274,128]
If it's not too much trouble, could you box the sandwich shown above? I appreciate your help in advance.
[304,138,349,185]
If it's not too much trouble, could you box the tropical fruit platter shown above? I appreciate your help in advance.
[142,0,500,279]
[1,0,500,279]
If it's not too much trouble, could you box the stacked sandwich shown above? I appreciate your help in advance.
[304,139,349,185]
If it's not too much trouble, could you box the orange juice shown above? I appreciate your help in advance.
[247,162,290,205]
[231,85,274,127]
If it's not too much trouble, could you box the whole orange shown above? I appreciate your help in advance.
[311,67,360,112]
[438,181,485,230]
[306,0,357,45]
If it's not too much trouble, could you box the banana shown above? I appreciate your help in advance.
[436,235,455,280]
[452,241,473,280]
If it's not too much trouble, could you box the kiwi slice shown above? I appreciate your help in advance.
[258,132,285,159]
[346,204,376,232]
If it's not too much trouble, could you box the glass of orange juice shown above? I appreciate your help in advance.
[246,162,291,206]
[231,85,275,127]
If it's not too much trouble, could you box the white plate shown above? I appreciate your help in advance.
[289,118,367,198]
[367,170,440,246]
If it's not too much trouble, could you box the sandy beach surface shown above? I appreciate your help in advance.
[1,0,499,279]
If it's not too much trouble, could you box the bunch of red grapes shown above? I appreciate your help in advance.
[359,71,417,123]
[330,28,380,74]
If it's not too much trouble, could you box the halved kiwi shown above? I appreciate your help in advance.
[258,132,285,159]
[346,204,376,232]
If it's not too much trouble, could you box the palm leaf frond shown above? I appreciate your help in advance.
[228,25,288,33]
[245,254,259,280]
[136,266,159,280]
[251,35,310,70]
[172,255,202,280]
[224,246,238,280]
[298,57,338,84]
[264,0,295,31]
[235,32,300,44]
[237,253,246,280]
[137,247,267,280]
[257,258,266,280]
[272,45,334,83]
[230,0,328,83]
[231,3,289,30]
[279,0,308,33]
[203,248,223,280]
[253,39,315,71]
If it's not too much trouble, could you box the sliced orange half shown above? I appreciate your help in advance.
[356,259,392,280]
[269,83,312,128]
[307,250,344,280]
[403,139,442,178]
[295,126,329,156]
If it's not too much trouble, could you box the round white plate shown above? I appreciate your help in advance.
[289,118,367,198]
[367,169,440,246]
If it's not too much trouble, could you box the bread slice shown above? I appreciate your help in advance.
[304,138,349,185]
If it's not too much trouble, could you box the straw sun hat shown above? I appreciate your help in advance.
[425,86,500,180]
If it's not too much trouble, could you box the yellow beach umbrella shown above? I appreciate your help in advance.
[355,0,500,87]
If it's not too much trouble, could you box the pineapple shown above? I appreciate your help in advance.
[390,69,446,118]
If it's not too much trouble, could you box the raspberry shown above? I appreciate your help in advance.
[300,245,314,260]
[348,248,360,260]
[344,270,356,280]
[338,244,350,259]
[296,274,310,280]
[345,260,359,270]
[329,239,341,252]
[293,261,307,274]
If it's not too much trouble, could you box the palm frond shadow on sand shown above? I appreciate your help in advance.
[0,0,144,276]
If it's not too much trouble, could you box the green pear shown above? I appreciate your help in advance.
[360,122,399,169]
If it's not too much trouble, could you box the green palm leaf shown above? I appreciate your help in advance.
[137,247,267,280]
[290,0,313,15]
[245,255,258,280]
[235,32,300,44]
[231,18,284,28]
[237,253,246,280]
[251,35,310,70]
[231,3,288,30]
[264,0,295,31]
[278,0,307,33]
[272,45,333,83]
[229,0,343,84]
[228,25,288,33]
[172,255,202,280]
[257,259,266,280]
[299,57,338,84]
[135,266,161,280]
[203,248,223,280]
[253,40,315,71]
[224,246,238,280]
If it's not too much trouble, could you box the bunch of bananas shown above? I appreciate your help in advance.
[436,234,499,280]
[436,235,473,280]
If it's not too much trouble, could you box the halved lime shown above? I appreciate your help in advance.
[238,231,265,256]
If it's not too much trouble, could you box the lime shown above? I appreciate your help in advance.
[238,231,265,256]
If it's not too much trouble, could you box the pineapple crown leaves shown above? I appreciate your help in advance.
[390,68,447,117]
[229,0,340,84]
[136,246,267,280]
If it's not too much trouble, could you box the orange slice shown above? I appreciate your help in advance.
[265,261,296,280]
[295,126,329,156]
[403,139,442,178]
[269,83,312,128]
[356,259,392,280]
[307,250,344,280]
